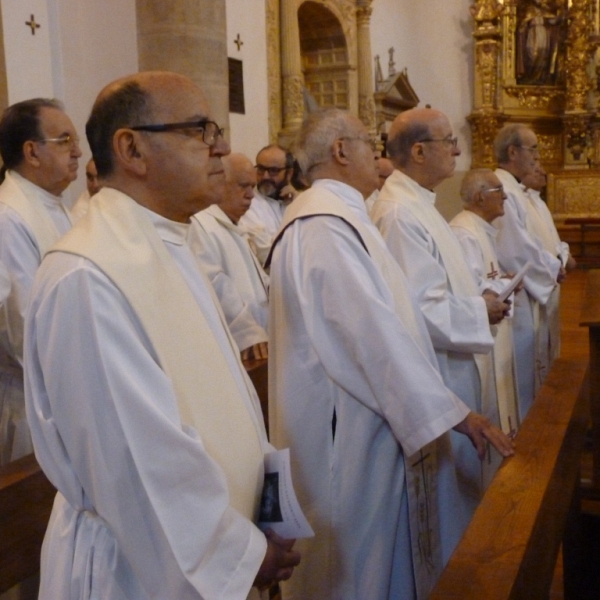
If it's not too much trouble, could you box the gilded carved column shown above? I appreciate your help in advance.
[266,0,282,144]
[564,0,595,166]
[468,0,504,168]
[356,1,376,134]
[280,0,304,139]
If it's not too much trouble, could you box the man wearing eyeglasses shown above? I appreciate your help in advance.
[494,124,565,417]
[268,108,513,600]
[24,72,299,599]
[450,169,521,443]
[0,98,80,466]
[372,107,511,556]
[238,144,298,265]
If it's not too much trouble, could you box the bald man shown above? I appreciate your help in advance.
[372,108,510,558]
[25,72,298,599]
[189,153,269,361]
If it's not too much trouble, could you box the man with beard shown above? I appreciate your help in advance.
[238,144,299,265]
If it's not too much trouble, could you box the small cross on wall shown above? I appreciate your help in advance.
[25,14,41,35]
[234,33,244,51]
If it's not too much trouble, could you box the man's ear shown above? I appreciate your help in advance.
[410,142,426,164]
[22,141,42,168]
[332,139,349,165]
[113,129,147,176]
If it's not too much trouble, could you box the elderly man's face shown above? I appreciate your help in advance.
[33,107,81,196]
[480,174,507,222]
[420,115,461,186]
[512,129,540,178]
[255,147,290,200]
[341,119,380,198]
[141,80,230,221]
[221,162,257,224]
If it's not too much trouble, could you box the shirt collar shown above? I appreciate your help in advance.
[311,179,368,213]
[140,204,190,246]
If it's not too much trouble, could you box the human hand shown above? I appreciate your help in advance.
[482,290,511,324]
[254,529,301,590]
[566,255,577,272]
[453,412,515,460]
[557,266,566,284]
[241,342,268,361]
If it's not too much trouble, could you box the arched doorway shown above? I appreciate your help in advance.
[298,2,349,110]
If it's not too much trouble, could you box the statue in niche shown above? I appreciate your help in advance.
[516,0,565,86]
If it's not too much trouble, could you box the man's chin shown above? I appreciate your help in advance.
[257,183,278,199]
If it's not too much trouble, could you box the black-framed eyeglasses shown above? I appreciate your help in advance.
[419,136,459,148]
[129,119,224,147]
[255,164,288,177]
[36,134,80,150]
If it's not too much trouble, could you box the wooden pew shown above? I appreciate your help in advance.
[0,454,55,594]
[579,269,600,496]
[430,357,589,599]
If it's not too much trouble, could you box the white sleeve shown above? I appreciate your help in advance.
[271,216,469,456]
[374,205,492,354]
[25,256,266,599]
[188,223,268,352]
[494,193,559,305]
[0,206,41,365]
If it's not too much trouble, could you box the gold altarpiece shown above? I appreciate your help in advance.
[469,0,600,220]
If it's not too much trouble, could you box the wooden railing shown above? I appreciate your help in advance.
[430,357,589,599]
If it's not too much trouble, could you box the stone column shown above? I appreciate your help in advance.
[356,1,376,134]
[279,0,304,140]
[135,0,229,133]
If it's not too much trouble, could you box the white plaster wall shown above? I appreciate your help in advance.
[0,1,55,102]
[0,0,138,203]
[370,0,473,218]
[51,0,138,202]
[226,0,270,163]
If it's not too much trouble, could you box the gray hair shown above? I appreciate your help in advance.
[460,168,495,206]
[386,119,430,168]
[293,109,360,179]
[493,123,529,164]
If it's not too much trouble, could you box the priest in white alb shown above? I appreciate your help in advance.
[268,108,513,600]
[189,152,269,361]
[372,108,510,520]
[0,98,80,466]
[450,169,521,436]
[493,124,562,415]
[521,163,575,365]
[24,72,299,600]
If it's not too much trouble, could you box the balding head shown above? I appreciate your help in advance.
[460,168,507,223]
[220,153,256,223]
[386,107,460,189]
[294,108,379,198]
[86,71,230,222]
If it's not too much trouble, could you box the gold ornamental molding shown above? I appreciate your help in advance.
[503,85,565,112]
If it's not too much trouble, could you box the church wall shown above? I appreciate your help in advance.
[225,0,270,162]
[0,0,138,203]
[370,0,473,220]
